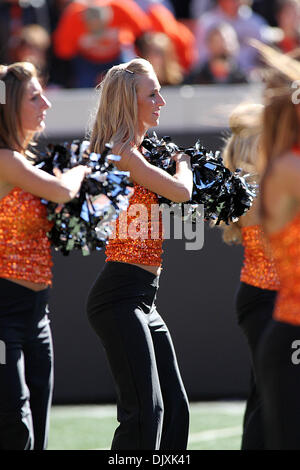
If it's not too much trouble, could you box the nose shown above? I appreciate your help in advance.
[41,94,51,110]
[158,92,166,107]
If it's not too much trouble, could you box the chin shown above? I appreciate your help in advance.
[37,121,46,132]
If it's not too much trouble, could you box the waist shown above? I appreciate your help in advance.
[1,277,49,292]
[0,239,53,286]
[105,237,163,267]
[93,261,160,302]
[0,277,49,299]
[87,261,160,318]
[273,289,300,325]
[124,262,162,276]
[240,258,280,290]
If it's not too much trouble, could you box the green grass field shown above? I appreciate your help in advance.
[48,401,245,450]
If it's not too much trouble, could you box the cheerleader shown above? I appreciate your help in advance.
[86,58,192,450]
[254,47,300,449]
[0,62,89,450]
[221,103,279,449]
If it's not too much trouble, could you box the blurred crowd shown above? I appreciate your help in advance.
[1,0,300,88]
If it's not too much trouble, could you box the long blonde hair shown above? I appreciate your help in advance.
[221,103,263,244]
[89,58,155,154]
[0,61,37,152]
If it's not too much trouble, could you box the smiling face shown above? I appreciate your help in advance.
[136,70,166,135]
[20,76,51,137]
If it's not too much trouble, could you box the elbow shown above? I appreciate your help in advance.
[51,188,74,204]
[173,187,192,203]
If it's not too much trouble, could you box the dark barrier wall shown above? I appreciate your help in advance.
[47,131,251,404]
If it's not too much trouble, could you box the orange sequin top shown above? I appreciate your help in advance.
[105,183,163,266]
[267,145,300,325]
[240,225,280,290]
[0,187,53,286]
[269,213,300,325]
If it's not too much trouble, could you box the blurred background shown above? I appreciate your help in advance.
[1,0,298,405]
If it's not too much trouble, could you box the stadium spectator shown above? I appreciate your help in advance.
[53,0,152,88]
[194,0,268,72]
[7,24,51,84]
[135,32,183,85]
[276,0,300,53]
[146,2,197,72]
[184,22,248,84]
[0,0,50,65]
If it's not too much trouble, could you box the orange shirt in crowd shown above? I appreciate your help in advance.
[53,0,196,71]
[147,4,197,72]
[53,0,152,63]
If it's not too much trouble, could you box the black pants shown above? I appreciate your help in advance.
[235,282,277,450]
[0,279,53,450]
[257,319,300,449]
[86,262,189,450]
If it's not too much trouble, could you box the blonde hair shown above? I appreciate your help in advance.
[0,61,37,152]
[89,58,155,154]
[221,103,263,244]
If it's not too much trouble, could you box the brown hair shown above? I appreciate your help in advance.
[251,42,300,221]
[260,73,299,222]
[0,61,37,152]
[221,103,263,244]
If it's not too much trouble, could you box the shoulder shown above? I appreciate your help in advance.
[112,143,145,171]
[0,149,31,181]
[0,148,13,158]
[264,152,300,195]
[273,151,300,174]
[0,148,15,168]
[0,149,25,166]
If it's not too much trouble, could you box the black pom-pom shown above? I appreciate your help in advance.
[36,140,132,255]
[142,133,256,224]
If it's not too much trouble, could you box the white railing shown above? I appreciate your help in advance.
[44,83,263,138]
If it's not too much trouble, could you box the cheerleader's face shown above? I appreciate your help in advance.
[20,77,51,135]
[136,71,166,133]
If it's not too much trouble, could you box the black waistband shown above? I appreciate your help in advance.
[0,278,49,301]
[103,262,160,288]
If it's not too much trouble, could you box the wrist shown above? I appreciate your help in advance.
[174,152,190,163]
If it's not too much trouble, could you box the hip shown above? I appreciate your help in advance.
[86,261,160,317]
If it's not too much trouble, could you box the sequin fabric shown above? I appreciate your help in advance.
[0,187,53,285]
[240,225,280,290]
[105,183,163,266]
[269,213,300,325]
